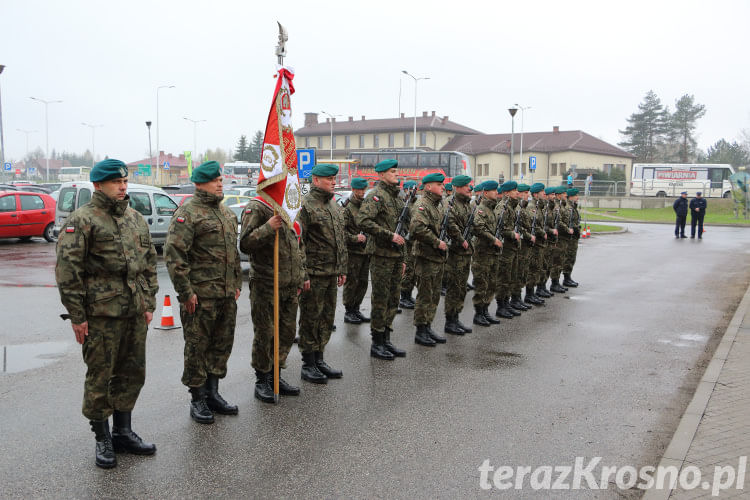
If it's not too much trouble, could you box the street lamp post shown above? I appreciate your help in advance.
[508,107,518,181]
[402,70,430,151]
[145,121,153,185]
[183,117,206,163]
[514,104,531,182]
[0,65,6,171]
[320,110,341,160]
[156,85,175,185]
[30,96,62,182]
[81,122,103,167]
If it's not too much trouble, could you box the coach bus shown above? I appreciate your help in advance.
[58,166,91,182]
[223,161,260,184]
[630,163,734,198]
[348,150,472,184]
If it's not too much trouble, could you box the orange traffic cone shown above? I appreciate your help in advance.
[586,226,591,237]
[155,294,180,330]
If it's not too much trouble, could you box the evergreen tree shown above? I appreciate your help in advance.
[670,94,706,163]
[618,90,670,162]
[249,130,264,163]
[234,135,249,161]
[701,139,750,167]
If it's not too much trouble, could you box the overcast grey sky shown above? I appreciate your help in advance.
[2,0,749,164]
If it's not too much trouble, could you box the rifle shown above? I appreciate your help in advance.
[530,203,537,246]
[494,198,510,241]
[553,205,560,246]
[393,186,417,248]
[542,203,549,240]
[437,197,454,252]
[462,193,483,241]
[513,204,522,248]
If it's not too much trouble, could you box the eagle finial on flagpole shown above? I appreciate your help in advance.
[276,22,288,65]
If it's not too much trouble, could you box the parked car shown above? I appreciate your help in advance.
[224,185,256,198]
[170,193,194,206]
[0,184,18,191]
[18,185,52,194]
[161,184,195,194]
[54,181,178,248]
[226,203,249,263]
[0,190,57,242]
[222,195,252,207]
[40,183,62,192]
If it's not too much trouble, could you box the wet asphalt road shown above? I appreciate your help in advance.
[1,224,750,499]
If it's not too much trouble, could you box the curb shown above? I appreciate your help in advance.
[585,218,750,228]
[590,226,628,235]
[642,281,750,500]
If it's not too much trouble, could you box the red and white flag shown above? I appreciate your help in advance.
[257,66,301,226]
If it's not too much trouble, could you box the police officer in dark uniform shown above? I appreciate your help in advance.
[673,191,688,238]
[689,192,707,239]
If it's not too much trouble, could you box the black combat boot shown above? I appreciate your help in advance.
[90,419,116,469]
[473,305,490,326]
[188,386,214,424]
[563,274,579,287]
[426,324,447,343]
[344,307,362,324]
[415,325,437,346]
[515,295,532,310]
[205,374,239,415]
[354,308,370,323]
[536,284,552,298]
[370,331,395,360]
[483,305,501,324]
[111,411,156,455]
[444,315,465,335]
[399,290,415,309]
[315,351,343,379]
[455,316,472,333]
[495,299,514,319]
[550,278,566,293]
[525,287,544,305]
[301,352,328,384]
[275,372,301,396]
[384,328,406,357]
[254,371,275,403]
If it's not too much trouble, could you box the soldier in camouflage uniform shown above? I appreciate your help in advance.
[561,188,581,288]
[443,175,474,335]
[399,180,418,309]
[516,184,543,307]
[165,161,242,424]
[409,172,448,346]
[297,164,348,384]
[496,181,526,316]
[240,193,305,403]
[532,186,554,299]
[343,177,371,325]
[440,183,454,296]
[549,187,570,293]
[357,159,407,360]
[56,159,158,469]
[471,180,503,326]
[527,183,551,302]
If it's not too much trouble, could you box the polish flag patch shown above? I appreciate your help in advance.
[176,216,185,223]
[373,196,380,202]
[65,226,75,233]
[245,208,252,214]
[418,206,425,211]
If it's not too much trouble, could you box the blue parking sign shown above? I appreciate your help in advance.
[3,162,10,172]
[529,156,537,171]
[297,149,316,179]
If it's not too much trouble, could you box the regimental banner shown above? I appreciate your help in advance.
[257,66,301,226]
[656,171,698,180]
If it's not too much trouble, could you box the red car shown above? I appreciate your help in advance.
[0,190,57,242]
[171,193,194,206]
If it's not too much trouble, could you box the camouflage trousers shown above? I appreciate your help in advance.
[370,255,403,333]
[540,244,552,283]
[81,314,147,421]
[414,258,444,326]
[343,253,370,309]
[299,275,338,354]
[250,278,297,374]
[444,252,472,316]
[180,297,237,387]
[515,244,531,294]
[527,244,544,287]
[550,240,564,278]
[472,252,500,306]
[400,240,416,293]
[496,245,518,301]
[563,236,579,274]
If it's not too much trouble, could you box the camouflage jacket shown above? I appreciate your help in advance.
[164,189,242,302]
[497,197,519,243]
[55,191,158,323]
[558,199,573,237]
[532,198,548,246]
[357,181,405,259]
[568,202,581,239]
[409,191,447,263]
[239,197,306,289]
[343,194,367,256]
[446,192,473,256]
[298,187,348,278]
[472,197,501,255]
[545,199,558,238]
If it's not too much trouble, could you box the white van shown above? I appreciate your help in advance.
[631,163,734,198]
[54,181,178,247]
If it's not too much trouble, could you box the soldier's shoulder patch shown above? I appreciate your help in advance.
[65,226,75,233]
[373,195,380,202]
[418,206,425,211]
[478,210,483,214]
[245,208,252,214]
[176,216,186,223]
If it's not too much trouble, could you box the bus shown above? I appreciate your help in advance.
[348,150,472,184]
[630,163,734,198]
[223,162,260,185]
[58,166,91,182]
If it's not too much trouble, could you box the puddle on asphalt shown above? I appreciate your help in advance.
[446,350,523,370]
[1,341,71,374]
[564,295,591,300]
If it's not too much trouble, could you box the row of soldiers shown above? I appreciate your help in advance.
[55,158,581,469]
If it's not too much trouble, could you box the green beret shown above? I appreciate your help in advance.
[375,159,398,172]
[517,184,530,192]
[500,181,518,193]
[90,159,127,183]
[312,163,339,177]
[403,180,417,190]
[530,182,545,194]
[451,175,472,187]
[191,160,222,183]
[351,177,368,189]
[567,188,579,197]
[544,187,556,195]
[482,180,499,191]
[422,172,445,184]
[556,186,567,194]
[445,183,453,191]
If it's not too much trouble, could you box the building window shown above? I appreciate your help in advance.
[513,163,518,177]
[318,137,323,148]
[484,164,490,176]
[521,163,527,176]
[345,135,350,149]
[332,136,337,149]
[305,137,309,147]
[560,163,567,176]
[420,132,427,146]
[359,135,365,148]
[374,135,380,148]
[388,134,395,147]
[404,132,411,147]
[551,163,557,176]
